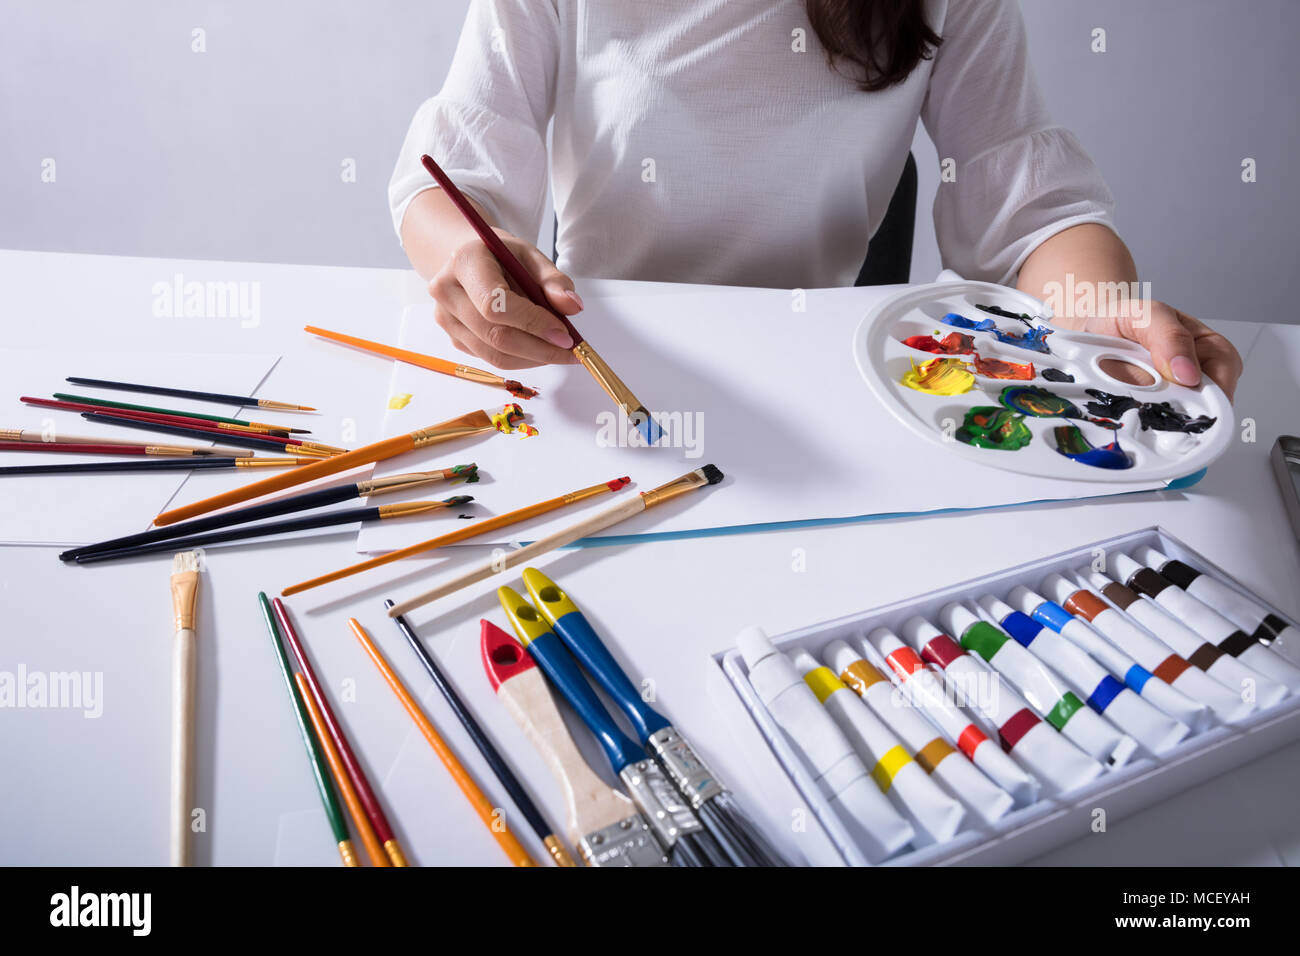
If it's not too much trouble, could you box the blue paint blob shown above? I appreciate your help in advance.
[941,313,1054,354]
[1053,424,1132,470]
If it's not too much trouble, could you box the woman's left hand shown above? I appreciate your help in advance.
[1071,300,1243,401]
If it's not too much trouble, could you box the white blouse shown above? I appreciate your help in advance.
[389,0,1116,289]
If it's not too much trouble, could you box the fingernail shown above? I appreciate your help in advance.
[545,328,573,348]
[1170,355,1201,387]
[564,289,584,310]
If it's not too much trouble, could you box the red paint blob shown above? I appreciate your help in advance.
[504,380,539,400]
[606,476,632,491]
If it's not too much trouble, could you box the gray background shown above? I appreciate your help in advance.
[2,0,1296,322]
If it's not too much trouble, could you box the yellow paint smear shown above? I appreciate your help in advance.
[900,357,974,396]
[387,393,413,409]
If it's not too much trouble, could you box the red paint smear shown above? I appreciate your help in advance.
[903,332,975,355]
[606,476,632,491]
[504,380,539,400]
[973,353,1035,380]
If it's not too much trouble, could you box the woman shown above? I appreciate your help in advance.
[389,0,1241,397]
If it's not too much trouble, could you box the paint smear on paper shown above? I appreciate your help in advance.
[491,403,539,438]
[1053,424,1132,469]
[973,354,1035,380]
[504,380,539,400]
[388,393,413,409]
[957,406,1033,450]
[903,332,976,355]
[901,357,974,395]
[1041,368,1075,383]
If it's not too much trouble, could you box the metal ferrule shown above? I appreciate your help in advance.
[376,500,445,519]
[578,814,671,868]
[573,340,644,417]
[358,471,446,497]
[454,365,505,387]
[0,427,23,440]
[647,727,725,809]
[640,469,709,509]
[619,758,705,851]
[562,481,622,505]
[411,422,491,449]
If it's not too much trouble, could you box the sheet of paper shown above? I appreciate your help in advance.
[355,288,1168,554]
[0,350,281,545]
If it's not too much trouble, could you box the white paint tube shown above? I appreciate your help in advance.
[1012,581,1212,733]
[737,626,914,862]
[824,639,1014,826]
[976,594,1189,756]
[938,602,1138,770]
[862,626,1039,807]
[897,616,1102,796]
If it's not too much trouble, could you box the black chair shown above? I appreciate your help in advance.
[552,151,918,286]
[855,151,917,287]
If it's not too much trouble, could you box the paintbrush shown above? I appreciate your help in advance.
[25,396,308,441]
[0,439,230,458]
[281,476,629,596]
[522,568,788,866]
[53,392,309,432]
[386,465,722,617]
[305,325,539,400]
[77,411,339,456]
[496,586,728,866]
[481,618,668,866]
[153,405,529,526]
[350,616,538,867]
[75,497,472,564]
[168,550,202,866]
[60,464,477,561]
[65,376,315,411]
[0,427,248,457]
[0,457,313,476]
[420,154,662,445]
[387,607,574,866]
[257,592,361,867]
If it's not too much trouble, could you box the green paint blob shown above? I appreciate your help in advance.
[955,406,1033,450]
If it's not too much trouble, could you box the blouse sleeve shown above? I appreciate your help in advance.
[387,0,559,244]
[921,0,1117,284]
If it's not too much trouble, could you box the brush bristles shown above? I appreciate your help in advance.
[172,550,201,573]
[700,464,724,485]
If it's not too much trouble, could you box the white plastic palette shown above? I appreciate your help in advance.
[852,280,1235,482]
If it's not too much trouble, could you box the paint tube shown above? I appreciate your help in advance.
[862,627,1039,807]
[1108,554,1290,708]
[790,650,967,843]
[938,603,1139,769]
[977,595,1189,756]
[1139,547,1300,667]
[1073,567,1271,718]
[1130,547,1300,692]
[737,627,914,862]
[898,616,1103,795]
[1013,581,1212,733]
[824,640,1014,826]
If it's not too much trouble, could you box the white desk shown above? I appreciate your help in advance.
[1,250,1297,866]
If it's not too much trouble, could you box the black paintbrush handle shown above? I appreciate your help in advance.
[61,482,360,561]
[66,376,258,407]
[0,458,235,476]
[81,412,293,452]
[76,505,384,564]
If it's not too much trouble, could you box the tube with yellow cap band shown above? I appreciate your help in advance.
[791,649,967,845]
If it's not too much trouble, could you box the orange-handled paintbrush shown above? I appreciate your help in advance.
[280,476,631,596]
[153,405,531,526]
[305,326,539,400]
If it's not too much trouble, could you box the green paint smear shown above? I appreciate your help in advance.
[960,621,1009,661]
[955,406,1033,450]
[1046,692,1086,730]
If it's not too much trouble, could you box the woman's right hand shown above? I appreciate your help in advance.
[429,231,583,369]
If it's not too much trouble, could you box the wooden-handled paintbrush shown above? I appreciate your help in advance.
[420,154,662,445]
[0,427,246,457]
[385,465,722,616]
[481,619,667,866]
[168,550,202,866]
[153,405,530,526]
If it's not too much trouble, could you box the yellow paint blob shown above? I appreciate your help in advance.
[387,393,413,409]
[900,357,974,396]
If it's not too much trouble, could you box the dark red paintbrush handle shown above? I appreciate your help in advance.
[420,154,583,345]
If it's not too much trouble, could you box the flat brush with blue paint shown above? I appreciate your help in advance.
[420,153,663,445]
[522,568,790,867]
[497,585,730,866]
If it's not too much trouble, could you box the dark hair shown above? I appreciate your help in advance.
[805,0,942,92]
